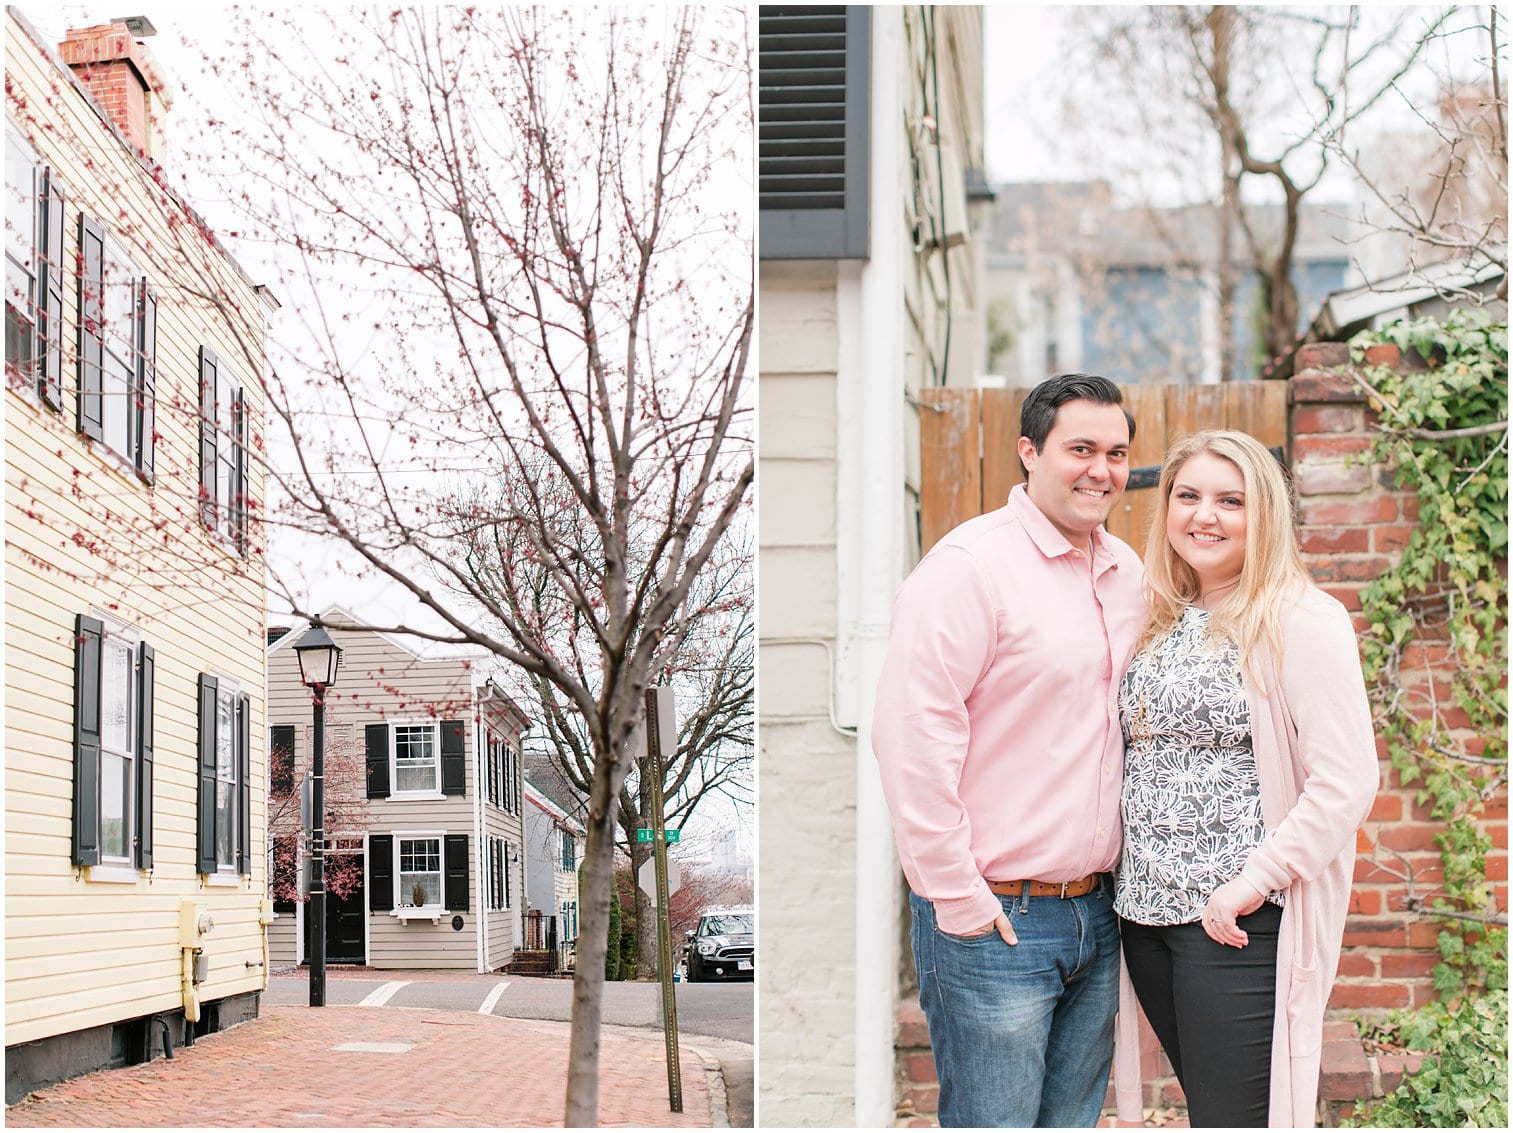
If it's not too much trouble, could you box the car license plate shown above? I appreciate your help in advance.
[738,960,752,970]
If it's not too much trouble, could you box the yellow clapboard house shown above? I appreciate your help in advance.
[6,11,273,1099]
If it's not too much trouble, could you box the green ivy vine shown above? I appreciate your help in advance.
[1340,309,1508,1128]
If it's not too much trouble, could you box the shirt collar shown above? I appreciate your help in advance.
[1007,483,1119,565]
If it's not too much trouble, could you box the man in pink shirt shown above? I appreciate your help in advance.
[873,374,1146,1127]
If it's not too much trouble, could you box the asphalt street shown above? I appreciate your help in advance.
[263,971,754,1124]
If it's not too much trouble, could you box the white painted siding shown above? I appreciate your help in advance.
[6,12,269,1049]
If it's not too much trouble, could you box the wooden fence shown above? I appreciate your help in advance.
[919,381,1289,553]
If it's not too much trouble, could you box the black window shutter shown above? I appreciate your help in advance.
[503,841,511,908]
[38,168,65,412]
[198,347,218,528]
[365,723,390,797]
[197,674,218,874]
[72,614,103,867]
[440,719,466,796]
[136,281,157,481]
[270,724,296,796]
[135,642,154,869]
[236,693,251,874]
[76,216,106,441]
[232,387,247,553]
[368,834,394,911]
[758,5,872,259]
[444,834,469,912]
[272,836,296,913]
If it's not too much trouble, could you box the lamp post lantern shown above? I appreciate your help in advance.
[292,624,341,1007]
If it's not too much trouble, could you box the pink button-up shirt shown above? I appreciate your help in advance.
[872,484,1146,935]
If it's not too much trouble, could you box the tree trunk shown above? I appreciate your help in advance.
[632,843,660,980]
[564,770,622,1125]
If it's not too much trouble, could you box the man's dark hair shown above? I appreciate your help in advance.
[1018,373,1136,477]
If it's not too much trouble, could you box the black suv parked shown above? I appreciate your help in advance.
[685,907,754,982]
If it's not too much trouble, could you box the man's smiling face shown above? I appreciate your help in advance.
[1017,399,1131,548]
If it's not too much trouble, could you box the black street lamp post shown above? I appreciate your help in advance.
[292,624,341,1008]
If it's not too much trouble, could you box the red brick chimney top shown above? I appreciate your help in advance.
[57,19,173,156]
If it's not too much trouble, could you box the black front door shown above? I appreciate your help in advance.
[306,855,366,964]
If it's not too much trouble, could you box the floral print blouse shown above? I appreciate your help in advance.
[1115,605,1284,926]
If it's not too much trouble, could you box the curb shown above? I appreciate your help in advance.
[682,1043,731,1129]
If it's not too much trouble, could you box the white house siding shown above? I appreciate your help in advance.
[266,613,526,972]
[481,807,523,971]
[523,788,582,945]
[757,261,857,1127]
[5,13,269,1052]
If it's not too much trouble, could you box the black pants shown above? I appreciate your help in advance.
[1119,903,1282,1128]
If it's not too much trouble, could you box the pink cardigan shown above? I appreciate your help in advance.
[1114,585,1380,1126]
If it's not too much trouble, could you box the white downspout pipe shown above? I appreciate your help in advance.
[473,677,487,972]
[842,7,908,1125]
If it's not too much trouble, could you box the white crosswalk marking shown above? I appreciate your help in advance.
[357,980,410,1007]
[477,980,511,1015]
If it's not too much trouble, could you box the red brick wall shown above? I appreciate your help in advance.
[892,347,1509,1123]
[1291,342,1508,1014]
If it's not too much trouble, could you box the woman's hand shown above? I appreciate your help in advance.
[1202,877,1266,947]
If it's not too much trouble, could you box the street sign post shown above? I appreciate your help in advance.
[643,684,682,1113]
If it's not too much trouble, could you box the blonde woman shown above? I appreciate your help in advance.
[1111,430,1378,1127]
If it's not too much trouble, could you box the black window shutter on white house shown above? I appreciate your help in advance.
[135,642,154,869]
[369,835,394,911]
[38,168,65,413]
[441,719,465,795]
[366,723,390,797]
[72,614,104,867]
[231,387,247,552]
[76,216,106,442]
[236,693,251,874]
[196,674,218,874]
[136,280,157,480]
[758,6,872,259]
[198,346,218,529]
[444,834,469,911]
[270,724,296,796]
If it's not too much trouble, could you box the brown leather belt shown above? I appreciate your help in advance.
[987,873,1100,899]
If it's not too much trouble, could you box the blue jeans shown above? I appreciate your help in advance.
[910,879,1120,1128]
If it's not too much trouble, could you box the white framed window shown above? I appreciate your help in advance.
[560,829,576,872]
[197,346,246,550]
[391,722,440,795]
[98,625,139,863]
[214,683,239,871]
[397,834,442,908]
[197,672,248,877]
[99,235,136,459]
[5,128,38,382]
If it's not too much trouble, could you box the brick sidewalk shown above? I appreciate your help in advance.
[6,1005,712,1127]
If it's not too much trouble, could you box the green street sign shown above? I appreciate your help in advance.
[636,828,681,843]
[666,829,681,843]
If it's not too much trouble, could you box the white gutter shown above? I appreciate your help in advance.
[843,8,907,1126]
[472,678,486,972]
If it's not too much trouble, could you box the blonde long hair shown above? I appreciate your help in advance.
[1138,429,1310,666]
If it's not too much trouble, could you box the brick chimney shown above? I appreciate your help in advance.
[58,16,173,159]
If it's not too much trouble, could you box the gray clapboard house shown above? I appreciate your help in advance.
[265,609,528,970]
